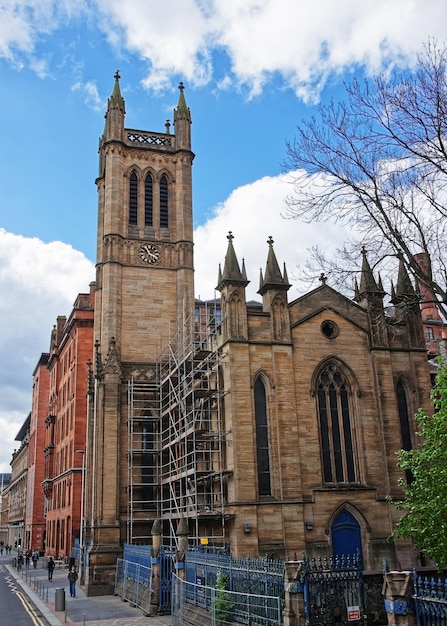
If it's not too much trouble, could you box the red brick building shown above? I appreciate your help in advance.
[415,252,447,360]
[42,285,94,558]
[24,353,50,553]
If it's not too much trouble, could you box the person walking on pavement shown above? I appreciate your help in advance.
[47,556,55,581]
[68,565,78,597]
[32,550,39,568]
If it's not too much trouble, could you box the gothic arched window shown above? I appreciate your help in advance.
[254,378,271,496]
[317,364,356,484]
[129,171,138,225]
[160,175,168,228]
[396,380,413,483]
[144,174,153,226]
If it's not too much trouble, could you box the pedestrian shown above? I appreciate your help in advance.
[32,550,39,568]
[17,552,24,571]
[25,551,30,569]
[68,565,78,597]
[47,556,55,581]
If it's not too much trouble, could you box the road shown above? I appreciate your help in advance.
[0,560,48,626]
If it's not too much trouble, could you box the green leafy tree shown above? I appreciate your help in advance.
[390,360,447,568]
[214,571,232,626]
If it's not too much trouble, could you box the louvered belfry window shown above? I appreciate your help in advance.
[144,174,153,226]
[160,175,168,228]
[129,171,138,225]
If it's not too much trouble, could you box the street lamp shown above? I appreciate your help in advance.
[76,450,85,582]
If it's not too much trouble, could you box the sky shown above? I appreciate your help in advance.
[0,0,446,471]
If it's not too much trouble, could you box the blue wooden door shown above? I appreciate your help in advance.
[331,510,362,563]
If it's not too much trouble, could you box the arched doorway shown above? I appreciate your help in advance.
[331,509,362,563]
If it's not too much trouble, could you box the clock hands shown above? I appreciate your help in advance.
[139,244,160,264]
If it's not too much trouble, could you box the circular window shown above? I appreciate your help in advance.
[321,320,338,339]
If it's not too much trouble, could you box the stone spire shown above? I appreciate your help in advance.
[356,248,388,346]
[174,81,192,150]
[216,232,249,341]
[391,256,417,303]
[258,236,290,296]
[110,70,125,111]
[104,70,125,142]
[391,256,424,348]
[216,232,249,291]
[357,247,384,299]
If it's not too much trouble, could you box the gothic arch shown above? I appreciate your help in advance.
[159,172,170,228]
[128,169,139,226]
[251,369,274,391]
[228,292,245,338]
[126,165,143,177]
[271,295,289,340]
[143,171,154,227]
[326,503,370,564]
[314,359,359,485]
[253,375,271,497]
[395,373,415,393]
[326,501,370,534]
[395,376,415,472]
[154,168,174,184]
[310,356,361,398]
[142,165,157,179]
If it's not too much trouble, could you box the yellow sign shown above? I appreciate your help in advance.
[200,538,209,545]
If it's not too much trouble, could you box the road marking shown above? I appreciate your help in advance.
[17,591,47,626]
[4,574,18,592]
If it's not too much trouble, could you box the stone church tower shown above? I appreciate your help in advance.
[82,72,433,597]
[85,73,194,594]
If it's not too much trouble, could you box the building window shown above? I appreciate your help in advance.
[211,307,222,325]
[144,174,153,226]
[129,171,138,225]
[396,381,413,483]
[317,364,356,484]
[254,378,271,496]
[160,175,168,228]
[321,320,338,339]
[426,327,434,340]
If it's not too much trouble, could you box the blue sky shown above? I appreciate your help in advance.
[0,0,445,470]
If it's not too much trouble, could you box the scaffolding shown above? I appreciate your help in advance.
[127,303,229,549]
[127,378,159,545]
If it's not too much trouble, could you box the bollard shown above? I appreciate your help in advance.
[55,587,66,611]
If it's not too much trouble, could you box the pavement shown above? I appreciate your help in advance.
[2,553,172,626]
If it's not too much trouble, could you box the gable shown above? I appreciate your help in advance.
[289,284,368,333]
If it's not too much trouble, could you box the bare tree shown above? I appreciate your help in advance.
[285,40,447,317]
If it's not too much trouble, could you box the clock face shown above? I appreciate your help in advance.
[139,244,160,264]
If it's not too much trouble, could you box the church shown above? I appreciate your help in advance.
[82,72,432,594]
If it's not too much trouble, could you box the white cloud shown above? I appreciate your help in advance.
[0,172,347,472]
[72,80,103,111]
[1,1,446,99]
[0,229,95,472]
[194,173,348,302]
